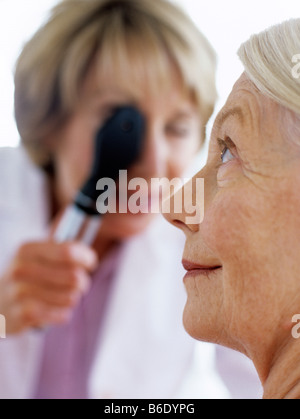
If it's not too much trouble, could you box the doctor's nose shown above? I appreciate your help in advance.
[131,123,166,179]
[163,175,203,235]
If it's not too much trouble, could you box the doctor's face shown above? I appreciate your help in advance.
[52,62,202,240]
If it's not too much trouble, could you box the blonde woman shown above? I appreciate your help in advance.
[165,18,300,399]
[0,0,260,399]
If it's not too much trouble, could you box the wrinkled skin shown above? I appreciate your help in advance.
[165,73,300,399]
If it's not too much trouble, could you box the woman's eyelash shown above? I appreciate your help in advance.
[217,137,236,158]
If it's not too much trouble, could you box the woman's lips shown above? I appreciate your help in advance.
[182,259,222,278]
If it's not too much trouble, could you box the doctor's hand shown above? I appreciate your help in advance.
[0,241,98,335]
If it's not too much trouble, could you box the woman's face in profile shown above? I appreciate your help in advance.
[51,62,201,240]
[168,74,300,363]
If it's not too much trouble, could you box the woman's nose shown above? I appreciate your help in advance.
[163,175,203,235]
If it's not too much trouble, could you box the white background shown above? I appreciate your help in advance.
[0,0,299,147]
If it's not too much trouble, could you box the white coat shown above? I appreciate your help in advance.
[0,147,262,399]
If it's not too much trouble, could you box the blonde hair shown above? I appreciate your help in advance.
[238,19,300,140]
[14,0,217,169]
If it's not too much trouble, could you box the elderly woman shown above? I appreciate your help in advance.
[165,18,300,399]
[0,0,262,400]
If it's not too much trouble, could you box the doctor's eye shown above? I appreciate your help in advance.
[166,120,193,139]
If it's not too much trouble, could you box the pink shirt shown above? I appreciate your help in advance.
[33,246,122,399]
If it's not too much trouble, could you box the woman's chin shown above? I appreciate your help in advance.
[183,303,221,344]
[182,272,229,345]
[183,299,245,355]
[182,271,224,343]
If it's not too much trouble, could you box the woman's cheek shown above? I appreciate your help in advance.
[217,160,243,187]
[201,191,252,260]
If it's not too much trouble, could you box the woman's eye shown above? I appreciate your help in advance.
[221,146,235,163]
[218,137,237,164]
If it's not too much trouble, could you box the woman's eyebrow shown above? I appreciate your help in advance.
[214,106,245,130]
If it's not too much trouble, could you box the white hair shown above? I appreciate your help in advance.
[238,18,300,142]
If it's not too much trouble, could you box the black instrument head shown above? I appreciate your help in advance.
[75,106,145,214]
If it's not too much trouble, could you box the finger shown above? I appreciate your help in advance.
[12,300,74,330]
[17,241,98,271]
[14,282,83,309]
[11,261,91,293]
